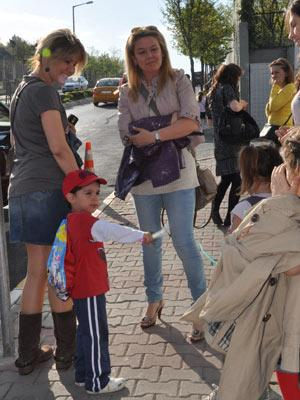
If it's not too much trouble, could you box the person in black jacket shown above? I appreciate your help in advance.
[208,63,248,227]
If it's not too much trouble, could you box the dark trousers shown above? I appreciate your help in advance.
[213,172,241,218]
[73,294,111,392]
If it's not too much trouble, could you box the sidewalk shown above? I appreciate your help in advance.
[0,140,282,399]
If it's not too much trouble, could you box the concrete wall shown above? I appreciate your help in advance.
[249,47,294,64]
[239,22,250,108]
[250,63,270,129]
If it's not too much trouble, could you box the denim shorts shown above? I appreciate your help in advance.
[9,190,70,245]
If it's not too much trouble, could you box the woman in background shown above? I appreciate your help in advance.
[264,58,295,145]
[197,91,207,127]
[208,63,247,228]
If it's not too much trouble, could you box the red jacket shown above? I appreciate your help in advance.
[64,211,109,299]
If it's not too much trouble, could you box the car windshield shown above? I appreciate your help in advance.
[65,77,79,83]
[97,79,120,87]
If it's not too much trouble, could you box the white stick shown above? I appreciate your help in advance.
[152,223,169,239]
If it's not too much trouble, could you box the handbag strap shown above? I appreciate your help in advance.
[10,77,41,134]
[282,113,292,126]
[139,83,161,116]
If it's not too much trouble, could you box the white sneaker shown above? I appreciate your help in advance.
[203,384,219,400]
[86,377,126,395]
[75,381,85,387]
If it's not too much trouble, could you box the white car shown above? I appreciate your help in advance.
[62,76,88,92]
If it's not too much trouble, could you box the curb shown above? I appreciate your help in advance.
[63,97,92,109]
[9,190,116,307]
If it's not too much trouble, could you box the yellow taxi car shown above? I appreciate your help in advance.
[93,77,121,106]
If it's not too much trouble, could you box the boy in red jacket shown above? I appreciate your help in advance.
[62,170,153,395]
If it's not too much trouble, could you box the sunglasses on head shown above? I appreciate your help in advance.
[131,25,158,34]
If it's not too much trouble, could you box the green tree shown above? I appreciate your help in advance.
[6,35,35,63]
[84,51,124,87]
[163,0,233,88]
[198,4,233,69]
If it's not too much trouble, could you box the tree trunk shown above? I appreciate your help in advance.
[189,55,195,91]
[200,59,204,90]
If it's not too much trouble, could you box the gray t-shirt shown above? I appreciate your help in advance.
[9,76,68,197]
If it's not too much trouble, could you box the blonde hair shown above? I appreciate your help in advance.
[125,26,175,101]
[281,127,300,173]
[30,28,87,74]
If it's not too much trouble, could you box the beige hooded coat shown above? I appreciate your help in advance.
[182,194,300,400]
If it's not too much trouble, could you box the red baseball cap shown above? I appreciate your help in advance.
[63,170,107,197]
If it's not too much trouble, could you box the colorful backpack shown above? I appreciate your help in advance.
[47,218,69,301]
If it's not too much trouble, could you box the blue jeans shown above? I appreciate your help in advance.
[133,188,206,303]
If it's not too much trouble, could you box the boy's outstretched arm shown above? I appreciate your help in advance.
[91,219,153,244]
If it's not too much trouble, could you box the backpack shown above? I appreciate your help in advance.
[47,218,69,301]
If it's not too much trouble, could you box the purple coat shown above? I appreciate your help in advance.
[115,114,190,200]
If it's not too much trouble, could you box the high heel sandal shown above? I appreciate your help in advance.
[188,329,205,343]
[140,300,164,329]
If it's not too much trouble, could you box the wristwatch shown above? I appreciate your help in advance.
[154,130,161,143]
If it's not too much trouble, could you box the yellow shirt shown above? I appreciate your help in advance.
[265,83,296,126]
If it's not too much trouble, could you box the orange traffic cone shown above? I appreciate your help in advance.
[84,141,95,172]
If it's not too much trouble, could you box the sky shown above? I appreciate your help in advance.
[0,0,228,74]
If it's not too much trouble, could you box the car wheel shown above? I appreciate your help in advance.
[93,102,99,107]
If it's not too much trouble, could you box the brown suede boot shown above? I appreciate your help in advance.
[15,313,53,375]
[52,309,76,370]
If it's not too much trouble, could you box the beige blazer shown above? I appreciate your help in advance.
[182,194,300,400]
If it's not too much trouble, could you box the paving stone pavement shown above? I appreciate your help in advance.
[0,141,283,399]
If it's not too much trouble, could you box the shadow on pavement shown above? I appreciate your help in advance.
[102,204,139,230]
[141,320,222,389]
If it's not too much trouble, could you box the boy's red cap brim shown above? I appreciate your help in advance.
[63,170,107,197]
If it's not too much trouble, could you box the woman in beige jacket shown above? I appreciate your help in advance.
[182,129,300,400]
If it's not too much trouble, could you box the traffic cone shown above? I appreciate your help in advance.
[84,141,95,172]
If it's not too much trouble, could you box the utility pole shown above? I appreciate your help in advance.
[72,1,93,34]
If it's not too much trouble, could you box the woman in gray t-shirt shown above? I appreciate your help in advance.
[9,29,86,376]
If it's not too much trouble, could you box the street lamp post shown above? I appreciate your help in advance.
[72,1,93,34]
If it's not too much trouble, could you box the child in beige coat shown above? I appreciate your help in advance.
[182,128,300,400]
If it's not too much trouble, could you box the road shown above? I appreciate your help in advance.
[66,101,124,200]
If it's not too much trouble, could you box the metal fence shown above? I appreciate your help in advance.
[0,57,28,104]
[250,11,291,49]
